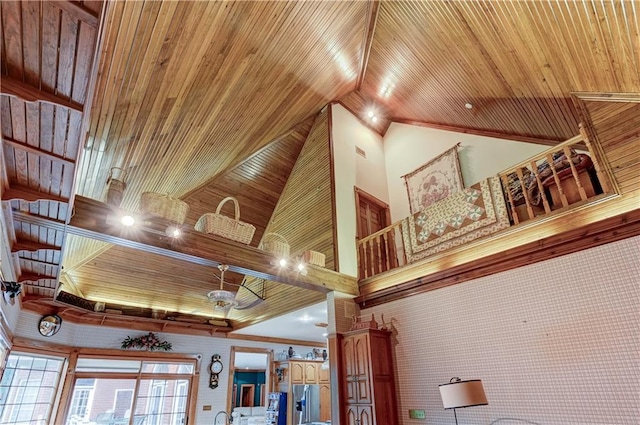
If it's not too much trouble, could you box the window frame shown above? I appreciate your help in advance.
[10,340,201,425]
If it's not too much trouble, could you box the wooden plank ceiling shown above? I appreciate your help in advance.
[2,0,640,333]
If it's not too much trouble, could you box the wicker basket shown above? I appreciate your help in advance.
[195,196,255,245]
[303,250,326,267]
[140,192,189,224]
[259,233,290,258]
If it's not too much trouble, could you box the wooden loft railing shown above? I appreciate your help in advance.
[356,126,613,280]
[357,221,407,279]
[499,125,611,224]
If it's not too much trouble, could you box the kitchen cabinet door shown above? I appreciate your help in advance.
[319,383,331,422]
[318,365,330,384]
[290,362,304,384]
[303,362,318,384]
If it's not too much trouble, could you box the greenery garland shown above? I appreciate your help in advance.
[121,332,172,351]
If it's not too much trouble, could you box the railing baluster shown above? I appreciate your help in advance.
[382,232,390,271]
[500,173,520,224]
[515,168,535,219]
[579,123,611,193]
[374,235,384,274]
[563,146,588,202]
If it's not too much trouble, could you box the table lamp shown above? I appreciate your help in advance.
[439,377,488,425]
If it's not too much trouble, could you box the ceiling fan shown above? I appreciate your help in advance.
[206,264,266,318]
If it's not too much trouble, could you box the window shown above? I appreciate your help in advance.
[64,358,195,425]
[0,353,64,425]
[68,379,95,421]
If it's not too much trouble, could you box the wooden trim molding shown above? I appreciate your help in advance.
[227,333,326,348]
[226,346,274,414]
[356,208,640,307]
[392,118,563,146]
[356,0,380,90]
[0,76,84,112]
[47,0,100,27]
[328,105,340,272]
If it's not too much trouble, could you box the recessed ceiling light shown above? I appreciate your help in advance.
[166,225,181,238]
[372,116,378,122]
[121,215,135,227]
[367,110,375,118]
[279,258,287,268]
[465,102,473,109]
[297,263,305,272]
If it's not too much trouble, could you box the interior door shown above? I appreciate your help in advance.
[355,188,394,277]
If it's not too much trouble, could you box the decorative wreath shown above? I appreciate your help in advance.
[121,332,172,351]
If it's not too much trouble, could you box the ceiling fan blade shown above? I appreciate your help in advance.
[234,297,265,310]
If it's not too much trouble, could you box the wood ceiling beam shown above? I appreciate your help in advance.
[2,185,69,203]
[47,0,99,27]
[67,196,358,295]
[0,76,84,113]
[18,272,57,282]
[19,300,233,336]
[11,210,66,232]
[2,137,76,166]
[356,0,380,90]
[12,241,61,253]
[17,257,61,268]
[393,118,564,146]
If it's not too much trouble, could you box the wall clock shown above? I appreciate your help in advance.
[209,354,223,389]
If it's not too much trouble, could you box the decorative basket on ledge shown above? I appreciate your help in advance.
[259,232,290,258]
[195,196,255,245]
[140,192,189,224]
[303,250,326,267]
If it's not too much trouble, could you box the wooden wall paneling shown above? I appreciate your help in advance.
[583,101,640,195]
[265,109,336,270]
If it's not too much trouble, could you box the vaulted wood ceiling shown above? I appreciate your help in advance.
[2,1,639,333]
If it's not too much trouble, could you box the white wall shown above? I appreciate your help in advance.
[13,311,323,424]
[364,236,640,425]
[383,123,548,221]
[331,104,388,276]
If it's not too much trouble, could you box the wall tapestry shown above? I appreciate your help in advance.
[401,176,510,262]
[403,144,463,214]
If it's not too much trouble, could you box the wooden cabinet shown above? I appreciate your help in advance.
[319,383,331,422]
[341,329,397,425]
[274,359,330,425]
[345,405,373,425]
[290,361,304,384]
[303,362,318,383]
[318,364,330,384]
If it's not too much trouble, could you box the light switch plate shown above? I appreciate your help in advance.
[409,409,426,419]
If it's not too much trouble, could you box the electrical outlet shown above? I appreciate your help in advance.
[409,409,426,419]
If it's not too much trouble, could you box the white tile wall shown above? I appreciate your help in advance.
[364,236,640,425]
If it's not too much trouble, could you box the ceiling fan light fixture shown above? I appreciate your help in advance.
[207,290,239,308]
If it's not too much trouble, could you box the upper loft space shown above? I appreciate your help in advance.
[351,97,639,307]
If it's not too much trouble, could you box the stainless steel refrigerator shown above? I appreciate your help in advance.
[291,384,321,425]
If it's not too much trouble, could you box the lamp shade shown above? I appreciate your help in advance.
[439,379,488,409]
